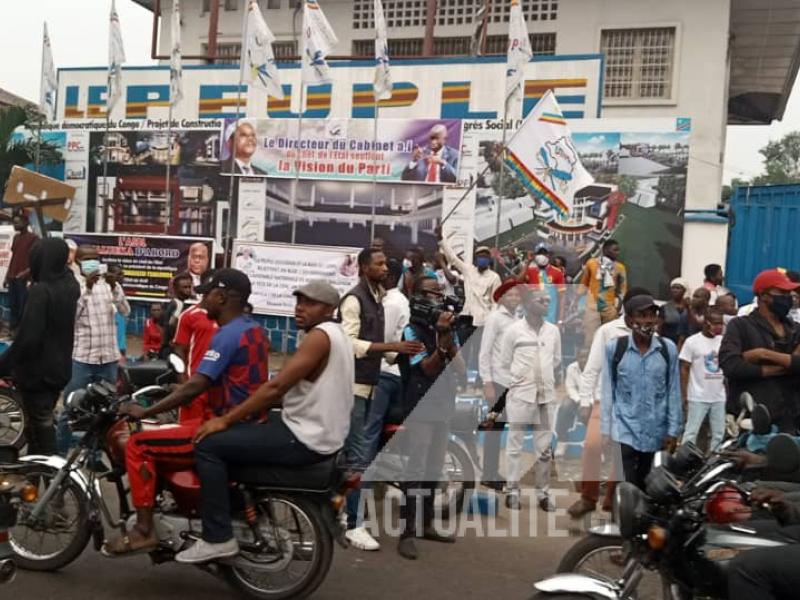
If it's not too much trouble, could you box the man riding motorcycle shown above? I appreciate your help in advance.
[175,279,354,564]
[106,269,270,555]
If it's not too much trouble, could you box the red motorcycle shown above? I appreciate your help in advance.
[7,373,354,600]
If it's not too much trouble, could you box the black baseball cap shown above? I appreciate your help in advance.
[624,294,658,315]
[195,268,252,300]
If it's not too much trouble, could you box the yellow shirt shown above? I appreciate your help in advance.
[581,258,627,311]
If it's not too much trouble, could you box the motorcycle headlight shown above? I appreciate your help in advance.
[66,390,88,413]
[614,482,649,539]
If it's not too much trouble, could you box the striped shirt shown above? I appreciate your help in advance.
[73,279,130,365]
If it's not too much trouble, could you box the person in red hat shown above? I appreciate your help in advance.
[477,278,523,490]
[720,268,800,432]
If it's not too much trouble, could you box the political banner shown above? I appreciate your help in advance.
[221,118,462,185]
[232,240,360,315]
[64,232,213,301]
[0,227,15,285]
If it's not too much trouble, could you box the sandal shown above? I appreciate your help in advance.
[101,526,158,558]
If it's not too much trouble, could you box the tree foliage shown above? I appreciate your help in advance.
[0,105,63,194]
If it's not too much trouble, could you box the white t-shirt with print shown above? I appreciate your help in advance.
[679,332,725,403]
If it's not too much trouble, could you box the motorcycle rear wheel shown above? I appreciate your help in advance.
[9,465,92,571]
[437,441,475,519]
[0,389,25,448]
[220,495,334,600]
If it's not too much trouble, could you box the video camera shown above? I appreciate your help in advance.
[409,294,473,333]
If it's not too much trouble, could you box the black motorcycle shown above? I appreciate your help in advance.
[533,435,800,599]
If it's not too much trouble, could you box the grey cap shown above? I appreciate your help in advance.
[293,279,341,306]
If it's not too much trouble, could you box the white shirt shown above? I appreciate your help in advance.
[282,321,355,454]
[578,316,630,408]
[439,237,501,327]
[679,332,725,403]
[499,318,561,405]
[235,158,256,175]
[478,304,519,387]
[565,361,582,403]
[380,288,410,376]
[435,268,460,297]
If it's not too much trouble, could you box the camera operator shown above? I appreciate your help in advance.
[397,276,466,561]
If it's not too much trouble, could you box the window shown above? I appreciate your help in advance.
[224,0,239,10]
[352,38,424,57]
[484,32,556,55]
[600,27,676,100]
[273,40,297,59]
[353,1,427,29]
[202,0,211,13]
[267,0,281,8]
[204,43,241,65]
[489,0,558,23]
[433,36,472,56]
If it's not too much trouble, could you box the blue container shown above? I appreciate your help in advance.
[727,184,800,304]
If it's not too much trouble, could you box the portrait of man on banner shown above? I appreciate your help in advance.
[401,123,460,184]
[221,120,267,176]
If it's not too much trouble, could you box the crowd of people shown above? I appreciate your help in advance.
[6,206,800,595]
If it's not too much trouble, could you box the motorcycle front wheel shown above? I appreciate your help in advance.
[557,534,671,600]
[9,464,92,571]
[221,495,334,600]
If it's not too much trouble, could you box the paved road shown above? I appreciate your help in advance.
[5,491,595,600]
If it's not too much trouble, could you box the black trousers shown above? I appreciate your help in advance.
[620,443,654,491]
[21,389,59,455]
[194,415,328,543]
[8,279,28,331]
[729,525,800,600]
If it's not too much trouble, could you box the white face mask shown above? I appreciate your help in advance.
[534,255,550,267]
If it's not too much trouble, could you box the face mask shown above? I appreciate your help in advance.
[534,255,550,267]
[476,256,492,269]
[632,323,655,338]
[768,294,793,320]
[80,259,101,276]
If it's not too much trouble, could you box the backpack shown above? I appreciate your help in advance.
[611,335,671,392]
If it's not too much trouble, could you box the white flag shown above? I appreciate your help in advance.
[243,0,284,99]
[40,23,57,121]
[107,0,126,114]
[301,0,338,85]
[505,0,532,102]
[503,91,593,217]
[373,0,392,101]
[170,0,183,106]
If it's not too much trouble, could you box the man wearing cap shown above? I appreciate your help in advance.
[518,243,566,325]
[168,279,355,564]
[108,269,270,558]
[477,278,522,489]
[601,294,681,490]
[720,269,800,432]
[223,121,266,176]
[499,288,562,511]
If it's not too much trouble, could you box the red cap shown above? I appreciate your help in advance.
[493,278,520,303]
[752,268,800,295]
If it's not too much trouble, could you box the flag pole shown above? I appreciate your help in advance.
[102,98,111,234]
[369,100,379,241]
[224,2,250,266]
[291,83,306,245]
[493,94,511,249]
[165,101,174,234]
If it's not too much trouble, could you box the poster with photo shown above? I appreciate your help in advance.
[460,118,691,297]
[64,232,213,300]
[221,118,463,185]
[232,241,360,315]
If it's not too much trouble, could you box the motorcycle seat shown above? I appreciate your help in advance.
[122,360,170,387]
[229,457,337,491]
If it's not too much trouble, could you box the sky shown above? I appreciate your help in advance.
[0,0,798,185]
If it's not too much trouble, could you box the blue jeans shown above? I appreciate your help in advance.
[683,400,726,452]
[363,373,402,462]
[344,394,370,529]
[8,278,28,331]
[56,361,118,456]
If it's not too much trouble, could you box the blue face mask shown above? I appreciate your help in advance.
[80,259,101,276]
[476,256,492,269]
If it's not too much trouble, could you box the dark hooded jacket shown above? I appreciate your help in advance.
[0,238,80,392]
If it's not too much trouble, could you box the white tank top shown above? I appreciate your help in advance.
[282,321,355,455]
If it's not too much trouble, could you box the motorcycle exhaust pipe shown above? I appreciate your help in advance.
[0,558,17,584]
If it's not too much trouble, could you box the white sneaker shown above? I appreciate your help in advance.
[345,526,380,551]
[175,538,240,564]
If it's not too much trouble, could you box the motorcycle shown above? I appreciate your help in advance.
[532,434,800,599]
[8,361,356,599]
[0,444,37,585]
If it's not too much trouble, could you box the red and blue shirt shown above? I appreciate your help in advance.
[197,316,270,418]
